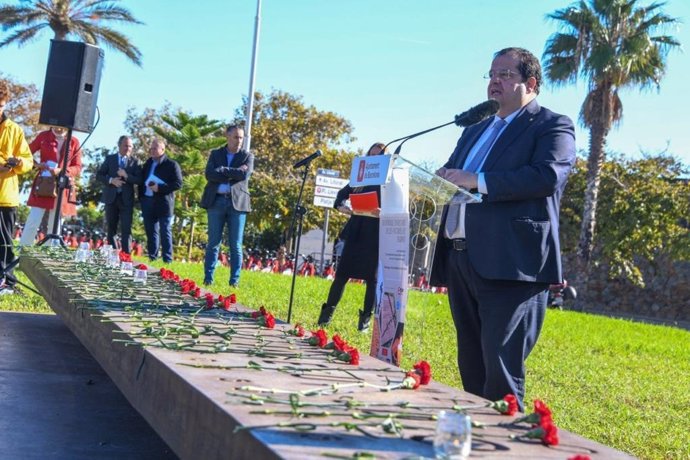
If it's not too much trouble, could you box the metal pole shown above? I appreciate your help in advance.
[320,208,329,274]
[244,0,262,152]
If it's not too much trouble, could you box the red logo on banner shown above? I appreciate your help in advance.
[357,159,366,182]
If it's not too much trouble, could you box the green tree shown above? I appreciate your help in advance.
[123,104,175,159]
[0,72,41,194]
[232,90,357,248]
[78,145,110,206]
[0,0,143,65]
[153,111,226,260]
[543,0,680,276]
[560,153,690,287]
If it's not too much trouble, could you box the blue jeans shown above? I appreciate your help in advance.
[204,195,247,285]
[141,196,173,263]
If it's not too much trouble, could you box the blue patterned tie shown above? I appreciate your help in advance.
[463,118,507,172]
[444,118,507,238]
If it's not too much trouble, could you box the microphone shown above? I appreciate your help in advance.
[384,100,501,155]
[454,99,500,127]
[292,150,322,169]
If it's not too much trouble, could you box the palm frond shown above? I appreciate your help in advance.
[0,23,48,47]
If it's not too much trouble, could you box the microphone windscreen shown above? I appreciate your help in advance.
[455,99,500,127]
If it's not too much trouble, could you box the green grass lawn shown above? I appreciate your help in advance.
[4,261,689,460]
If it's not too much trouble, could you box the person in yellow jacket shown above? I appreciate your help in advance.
[0,81,34,294]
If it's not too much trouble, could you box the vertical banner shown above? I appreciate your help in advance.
[371,167,409,366]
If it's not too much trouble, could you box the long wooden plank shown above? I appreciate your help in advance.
[20,252,634,460]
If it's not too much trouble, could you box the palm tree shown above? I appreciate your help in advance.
[154,112,226,259]
[0,0,143,66]
[543,0,680,275]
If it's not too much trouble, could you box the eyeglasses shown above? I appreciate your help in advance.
[483,69,520,81]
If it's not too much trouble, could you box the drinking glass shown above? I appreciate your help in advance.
[74,249,88,263]
[133,268,147,284]
[120,261,133,275]
[433,411,471,460]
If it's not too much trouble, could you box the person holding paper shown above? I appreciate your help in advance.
[316,142,385,331]
[431,47,575,411]
[20,126,82,246]
[96,135,141,254]
[200,125,253,287]
[0,81,34,294]
[139,137,183,263]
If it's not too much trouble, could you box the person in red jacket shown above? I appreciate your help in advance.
[20,127,82,245]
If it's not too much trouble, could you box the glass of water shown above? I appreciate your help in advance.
[120,261,133,275]
[133,268,147,284]
[433,411,471,460]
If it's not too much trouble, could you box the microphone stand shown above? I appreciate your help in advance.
[286,159,314,323]
[384,119,455,156]
[38,128,73,248]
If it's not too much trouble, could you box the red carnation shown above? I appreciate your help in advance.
[412,360,432,385]
[346,348,359,365]
[568,456,591,460]
[332,334,348,352]
[222,297,231,311]
[515,399,554,425]
[259,313,276,329]
[229,293,237,304]
[518,419,559,446]
[193,287,201,298]
[541,420,559,446]
[308,329,328,348]
[534,399,553,423]
[288,324,306,337]
[401,371,422,389]
[489,394,519,416]
[136,263,148,270]
[205,296,215,309]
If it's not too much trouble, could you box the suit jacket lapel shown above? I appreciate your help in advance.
[482,100,540,171]
[229,151,246,168]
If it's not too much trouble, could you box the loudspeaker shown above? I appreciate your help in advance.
[39,40,104,133]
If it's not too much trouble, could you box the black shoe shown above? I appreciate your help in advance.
[317,304,336,326]
[357,309,372,332]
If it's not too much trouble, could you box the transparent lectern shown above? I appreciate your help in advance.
[348,153,480,366]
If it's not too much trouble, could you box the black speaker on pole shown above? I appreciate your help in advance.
[39,40,104,133]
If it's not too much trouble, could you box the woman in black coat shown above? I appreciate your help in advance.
[317,142,385,331]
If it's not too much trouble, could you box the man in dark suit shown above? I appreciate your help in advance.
[139,137,183,263]
[431,47,576,410]
[96,135,141,253]
[200,125,253,287]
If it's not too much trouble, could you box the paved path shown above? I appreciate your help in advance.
[0,311,176,460]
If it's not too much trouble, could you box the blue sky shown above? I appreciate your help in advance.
[1,0,688,169]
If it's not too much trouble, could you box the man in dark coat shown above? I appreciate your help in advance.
[139,137,183,263]
[96,135,141,253]
[431,47,575,410]
[200,125,253,287]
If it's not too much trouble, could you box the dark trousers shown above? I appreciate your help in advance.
[326,274,376,315]
[0,207,17,287]
[141,196,173,263]
[105,194,134,253]
[445,249,548,411]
